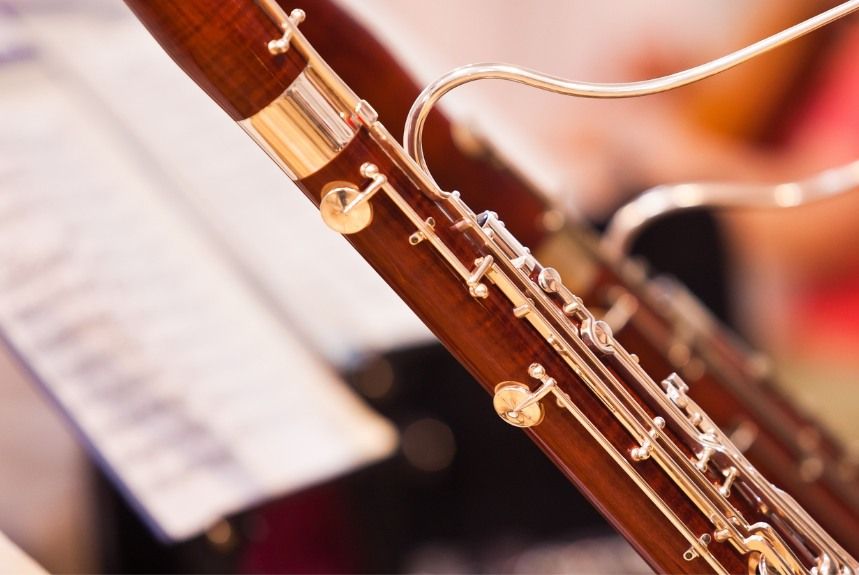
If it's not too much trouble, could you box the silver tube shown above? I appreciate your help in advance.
[602,160,859,257]
[404,1,859,186]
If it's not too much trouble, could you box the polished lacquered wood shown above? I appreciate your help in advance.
[123,0,857,570]
[300,127,748,574]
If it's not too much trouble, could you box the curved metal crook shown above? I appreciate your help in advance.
[602,159,859,257]
[403,1,859,186]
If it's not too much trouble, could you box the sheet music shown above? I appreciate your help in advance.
[0,25,397,540]
[17,5,432,367]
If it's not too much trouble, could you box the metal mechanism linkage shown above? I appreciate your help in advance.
[248,4,859,573]
[608,246,859,501]
[315,146,857,573]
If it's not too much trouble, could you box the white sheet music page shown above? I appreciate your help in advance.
[0,15,397,539]
[19,5,431,367]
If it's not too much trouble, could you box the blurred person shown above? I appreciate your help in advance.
[722,20,859,445]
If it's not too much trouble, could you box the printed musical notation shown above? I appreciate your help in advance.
[0,15,398,539]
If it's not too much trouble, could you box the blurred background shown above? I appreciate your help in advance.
[1,0,858,573]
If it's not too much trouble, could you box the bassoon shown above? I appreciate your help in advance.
[279,0,859,556]
[124,1,858,572]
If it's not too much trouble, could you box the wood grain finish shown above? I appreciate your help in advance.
[126,0,306,119]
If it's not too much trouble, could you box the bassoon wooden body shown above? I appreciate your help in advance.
[124,1,858,572]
